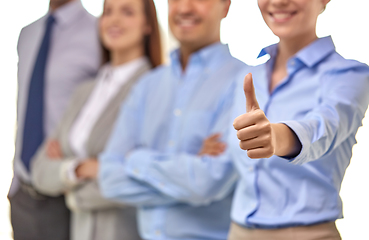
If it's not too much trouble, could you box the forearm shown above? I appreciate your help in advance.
[66,181,123,211]
[31,143,83,196]
[99,154,177,207]
[281,107,364,165]
[125,149,238,206]
[32,155,76,196]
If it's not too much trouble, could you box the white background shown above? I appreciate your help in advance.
[0,0,368,239]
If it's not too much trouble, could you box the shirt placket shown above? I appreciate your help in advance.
[150,207,166,239]
[165,59,203,154]
[149,62,203,239]
[245,58,304,226]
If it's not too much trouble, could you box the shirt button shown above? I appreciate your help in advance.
[174,109,182,116]
[290,60,296,66]
[134,169,140,175]
[248,166,254,172]
[168,140,175,147]
[155,230,161,236]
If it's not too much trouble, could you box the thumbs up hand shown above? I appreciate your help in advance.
[233,73,276,159]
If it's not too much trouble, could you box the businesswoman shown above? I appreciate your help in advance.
[31,0,162,239]
[228,0,369,239]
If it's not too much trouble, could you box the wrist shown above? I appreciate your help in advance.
[60,158,83,188]
[272,123,301,158]
[75,162,85,180]
[75,159,99,180]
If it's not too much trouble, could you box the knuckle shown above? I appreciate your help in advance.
[239,141,247,150]
[255,109,265,118]
[262,137,270,146]
[233,118,240,129]
[236,131,242,140]
[233,115,243,129]
[261,122,271,130]
[237,130,246,140]
[247,150,255,159]
[267,123,272,132]
[255,124,263,132]
[266,147,274,157]
[261,125,272,136]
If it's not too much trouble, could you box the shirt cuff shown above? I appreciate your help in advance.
[279,121,311,165]
[60,158,84,188]
[65,191,79,212]
[124,149,153,181]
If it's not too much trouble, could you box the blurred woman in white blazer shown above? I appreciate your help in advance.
[31,0,162,239]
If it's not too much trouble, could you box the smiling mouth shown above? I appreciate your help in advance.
[175,18,201,29]
[107,28,124,38]
[269,12,297,23]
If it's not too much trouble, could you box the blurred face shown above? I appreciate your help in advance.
[49,0,71,4]
[49,0,73,9]
[168,0,230,49]
[100,0,150,53]
[258,0,330,40]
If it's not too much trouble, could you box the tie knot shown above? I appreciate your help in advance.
[47,15,56,26]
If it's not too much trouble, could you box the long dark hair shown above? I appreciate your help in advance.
[100,0,163,68]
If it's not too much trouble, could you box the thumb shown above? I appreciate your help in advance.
[244,73,260,112]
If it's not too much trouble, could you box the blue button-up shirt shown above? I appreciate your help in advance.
[99,43,246,239]
[229,36,369,228]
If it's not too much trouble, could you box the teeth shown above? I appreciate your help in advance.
[178,19,196,27]
[273,13,292,20]
[108,28,122,36]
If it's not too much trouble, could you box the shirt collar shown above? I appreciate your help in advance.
[295,36,336,67]
[170,42,231,72]
[50,0,86,28]
[257,43,278,59]
[258,36,336,68]
[100,57,149,85]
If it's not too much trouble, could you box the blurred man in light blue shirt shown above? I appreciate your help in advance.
[99,0,246,239]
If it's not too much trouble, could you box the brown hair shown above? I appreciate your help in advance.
[100,0,163,68]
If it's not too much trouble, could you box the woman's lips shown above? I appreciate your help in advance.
[107,28,124,38]
[269,11,297,23]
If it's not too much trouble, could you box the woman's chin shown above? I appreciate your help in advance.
[270,28,297,40]
[104,42,127,52]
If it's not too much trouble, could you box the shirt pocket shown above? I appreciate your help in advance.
[182,111,214,154]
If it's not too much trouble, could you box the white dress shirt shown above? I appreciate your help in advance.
[11,0,101,191]
[63,57,148,186]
